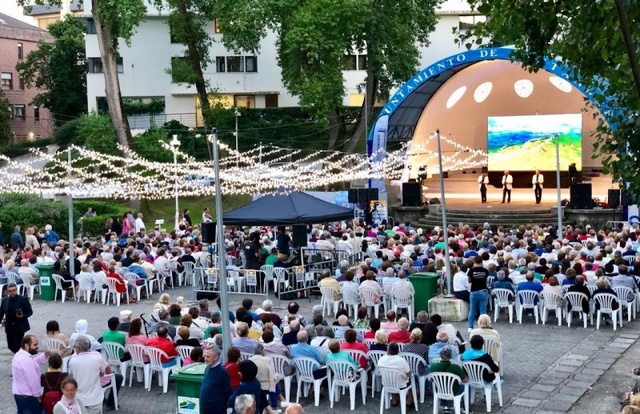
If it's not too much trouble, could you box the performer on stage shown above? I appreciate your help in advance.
[568,163,579,183]
[501,170,513,204]
[478,172,489,203]
[532,169,544,204]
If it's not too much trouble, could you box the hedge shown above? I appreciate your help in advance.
[73,201,130,238]
[0,194,69,237]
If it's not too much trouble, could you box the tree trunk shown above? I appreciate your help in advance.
[327,109,343,150]
[614,0,640,99]
[346,63,378,153]
[92,0,132,148]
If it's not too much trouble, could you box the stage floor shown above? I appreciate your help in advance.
[414,172,618,211]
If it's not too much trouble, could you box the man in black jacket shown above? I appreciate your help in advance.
[0,283,33,353]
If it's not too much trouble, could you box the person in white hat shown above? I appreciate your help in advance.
[120,310,133,332]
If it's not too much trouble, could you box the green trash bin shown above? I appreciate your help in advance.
[409,272,440,316]
[171,362,207,414]
[37,264,56,301]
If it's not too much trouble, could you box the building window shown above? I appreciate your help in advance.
[265,94,278,108]
[341,54,367,71]
[214,19,222,34]
[17,43,23,60]
[215,56,226,73]
[1,73,12,89]
[226,56,244,72]
[358,55,368,71]
[458,15,487,31]
[13,105,26,120]
[88,57,123,74]
[234,95,255,108]
[86,18,97,34]
[245,56,258,72]
[18,76,25,90]
[34,106,40,122]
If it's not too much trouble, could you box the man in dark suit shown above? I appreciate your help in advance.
[0,283,33,353]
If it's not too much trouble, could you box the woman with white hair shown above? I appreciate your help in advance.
[469,314,501,361]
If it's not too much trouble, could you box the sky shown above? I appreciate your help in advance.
[1,1,36,24]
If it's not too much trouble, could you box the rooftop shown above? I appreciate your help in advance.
[25,1,83,16]
[0,12,46,32]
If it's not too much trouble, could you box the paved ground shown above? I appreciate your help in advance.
[0,286,637,414]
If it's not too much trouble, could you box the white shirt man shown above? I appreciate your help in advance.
[336,235,353,256]
[69,336,107,413]
[532,170,544,204]
[391,271,415,296]
[135,213,146,233]
[501,170,513,203]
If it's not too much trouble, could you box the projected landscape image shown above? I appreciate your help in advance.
[488,114,583,171]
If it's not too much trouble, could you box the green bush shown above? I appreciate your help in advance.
[79,216,110,237]
[78,112,120,156]
[73,200,129,218]
[0,194,69,237]
[1,138,56,159]
[52,118,83,147]
[132,126,173,162]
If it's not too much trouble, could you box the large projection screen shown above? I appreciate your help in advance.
[487,114,582,171]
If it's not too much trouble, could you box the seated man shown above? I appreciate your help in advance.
[377,342,413,407]
[282,320,301,347]
[290,331,326,378]
[334,314,361,340]
[429,346,467,409]
[461,335,500,382]
[380,310,398,332]
[567,275,591,315]
[231,322,258,354]
[18,259,39,285]
[147,326,179,368]
[318,270,342,301]
[428,331,459,363]
[492,270,514,293]
[388,317,411,344]
[516,271,543,306]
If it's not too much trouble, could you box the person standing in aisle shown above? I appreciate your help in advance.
[532,169,544,204]
[0,283,34,353]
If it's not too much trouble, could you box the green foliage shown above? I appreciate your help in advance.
[52,117,83,147]
[15,16,87,126]
[1,138,55,159]
[77,112,120,156]
[0,194,69,236]
[168,57,195,84]
[0,89,11,145]
[132,126,173,162]
[459,0,640,202]
[72,200,129,237]
[123,98,165,116]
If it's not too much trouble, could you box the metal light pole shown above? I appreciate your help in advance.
[234,108,241,168]
[436,130,452,297]
[170,135,181,230]
[67,148,74,276]
[210,129,231,353]
[555,134,562,239]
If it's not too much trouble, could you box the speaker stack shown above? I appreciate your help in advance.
[570,183,592,209]
[608,189,621,209]
[292,225,308,247]
[201,222,216,243]
[347,188,379,204]
[402,182,422,206]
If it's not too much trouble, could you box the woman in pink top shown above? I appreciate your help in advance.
[125,318,149,362]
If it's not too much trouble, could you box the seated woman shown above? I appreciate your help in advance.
[365,317,381,339]
[44,320,72,357]
[225,346,242,391]
[401,328,428,375]
[176,326,202,348]
[182,347,203,366]
[326,339,358,368]
[370,329,388,351]
[125,318,149,362]
[106,264,131,302]
[461,335,500,383]
[153,293,172,313]
[592,277,619,325]
[469,314,501,362]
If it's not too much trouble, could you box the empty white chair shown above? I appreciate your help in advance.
[273,268,289,292]
[400,352,429,403]
[462,361,503,412]
[270,354,295,403]
[379,367,418,414]
[594,293,623,330]
[125,344,150,388]
[564,291,590,328]
[492,289,514,323]
[102,372,119,410]
[102,342,129,386]
[360,287,385,318]
[368,350,387,398]
[516,290,540,324]
[427,371,468,414]
[125,273,148,301]
[145,347,176,393]
[52,274,74,303]
[320,286,343,317]
[261,265,275,293]
[540,291,563,326]
[327,359,366,409]
[392,291,414,323]
[481,336,504,376]
[342,286,361,318]
[293,357,327,407]
[613,286,635,322]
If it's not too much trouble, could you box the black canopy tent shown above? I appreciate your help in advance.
[222,192,354,226]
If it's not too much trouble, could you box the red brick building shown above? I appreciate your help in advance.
[0,13,54,142]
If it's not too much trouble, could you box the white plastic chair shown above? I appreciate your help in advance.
[564,291,590,328]
[146,276,160,298]
[400,352,429,403]
[516,290,540,324]
[240,352,253,362]
[273,268,289,292]
[462,361,503,412]
[481,336,504,376]
[492,289,514,323]
[342,286,361,318]
[379,367,418,414]
[594,293,623,330]
[125,343,150,388]
[270,354,295,403]
[343,349,369,375]
[102,342,129,386]
[20,272,39,300]
[613,286,636,322]
[51,274,74,303]
[102,372,119,410]
[176,345,194,366]
[76,271,96,303]
[145,346,176,393]
[6,272,23,295]
[92,273,109,304]
[261,265,275,293]
[327,360,366,409]
[293,357,327,407]
[41,337,71,370]
[360,287,385,318]
[105,277,128,306]
[392,291,414,323]
[368,350,387,398]
[178,261,195,286]
[320,286,343,317]
[427,371,468,414]
[125,273,148,300]
[540,291,563,326]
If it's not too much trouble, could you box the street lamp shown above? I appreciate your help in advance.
[436,129,452,296]
[234,108,241,168]
[169,135,181,230]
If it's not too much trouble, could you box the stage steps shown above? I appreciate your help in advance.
[416,206,568,229]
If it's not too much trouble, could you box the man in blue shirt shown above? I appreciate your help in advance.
[290,331,326,378]
[516,271,543,305]
[428,331,459,363]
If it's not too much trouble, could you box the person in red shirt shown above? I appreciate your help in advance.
[224,346,242,390]
[340,329,369,369]
[388,318,411,344]
[106,265,130,299]
[146,326,178,367]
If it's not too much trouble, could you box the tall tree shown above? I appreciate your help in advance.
[459,0,640,199]
[0,89,11,144]
[214,0,441,151]
[16,16,87,125]
[19,0,148,147]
